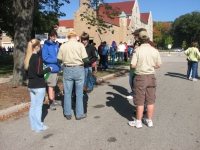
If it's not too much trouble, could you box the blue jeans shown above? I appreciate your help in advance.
[102,54,108,69]
[84,67,92,102]
[118,52,124,62]
[187,61,198,79]
[110,54,115,67]
[28,88,46,131]
[63,66,84,118]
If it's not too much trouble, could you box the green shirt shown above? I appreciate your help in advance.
[184,47,200,62]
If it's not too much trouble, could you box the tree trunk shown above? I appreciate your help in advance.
[11,0,36,86]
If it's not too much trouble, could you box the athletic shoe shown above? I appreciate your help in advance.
[128,120,142,128]
[36,126,49,132]
[76,114,87,120]
[143,118,153,127]
[192,78,197,81]
[50,103,56,110]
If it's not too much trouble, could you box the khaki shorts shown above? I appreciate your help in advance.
[133,74,156,106]
[47,73,58,87]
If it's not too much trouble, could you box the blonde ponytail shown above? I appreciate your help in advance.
[24,39,40,70]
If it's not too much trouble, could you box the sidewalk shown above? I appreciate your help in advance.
[0,67,129,121]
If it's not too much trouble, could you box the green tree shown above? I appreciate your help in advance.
[165,36,173,48]
[0,0,70,86]
[1,0,119,86]
[182,40,187,50]
[171,11,200,47]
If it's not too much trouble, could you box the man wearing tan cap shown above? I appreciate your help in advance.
[57,30,89,120]
[128,30,162,128]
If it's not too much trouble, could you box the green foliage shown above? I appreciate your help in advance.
[182,40,187,49]
[80,0,120,34]
[165,36,173,48]
[171,11,200,47]
[0,0,70,39]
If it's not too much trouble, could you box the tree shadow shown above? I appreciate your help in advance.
[106,91,135,121]
[165,72,187,79]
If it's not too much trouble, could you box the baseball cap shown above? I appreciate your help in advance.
[139,31,149,39]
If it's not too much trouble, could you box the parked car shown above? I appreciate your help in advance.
[173,47,183,52]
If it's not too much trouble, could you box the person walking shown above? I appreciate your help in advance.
[128,31,162,128]
[57,30,89,120]
[81,32,98,116]
[24,39,52,132]
[42,29,60,111]
[184,41,200,81]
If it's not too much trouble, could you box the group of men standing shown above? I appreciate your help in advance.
[42,29,97,120]
[42,28,162,127]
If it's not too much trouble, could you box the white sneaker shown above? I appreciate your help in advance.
[126,95,133,99]
[192,78,197,81]
[36,125,49,132]
[128,120,142,128]
[143,119,153,127]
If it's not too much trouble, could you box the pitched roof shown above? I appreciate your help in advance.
[106,1,135,15]
[98,1,135,26]
[140,13,150,23]
[59,19,74,28]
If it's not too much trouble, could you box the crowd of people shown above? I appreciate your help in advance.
[0,46,14,55]
[24,27,162,132]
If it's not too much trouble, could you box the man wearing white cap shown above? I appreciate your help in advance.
[57,30,89,120]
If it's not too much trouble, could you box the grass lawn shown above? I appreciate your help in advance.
[158,50,175,52]
[0,55,13,77]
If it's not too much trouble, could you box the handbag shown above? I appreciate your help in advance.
[83,71,96,93]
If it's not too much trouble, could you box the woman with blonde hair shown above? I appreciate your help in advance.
[24,39,52,132]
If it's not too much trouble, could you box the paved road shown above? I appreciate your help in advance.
[0,52,200,150]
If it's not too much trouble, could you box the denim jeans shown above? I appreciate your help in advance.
[84,67,92,102]
[118,52,124,62]
[63,66,84,118]
[102,54,108,69]
[110,54,115,67]
[187,61,198,79]
[28,88,46,131]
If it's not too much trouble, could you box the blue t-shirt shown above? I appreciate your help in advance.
[102,46,109,55]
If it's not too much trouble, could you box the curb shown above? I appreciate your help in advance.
[0,69,129,121]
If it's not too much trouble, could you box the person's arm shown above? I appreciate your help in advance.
[184,48,190,56]
[36,57,51,76]
[154,52,162,69]
[131,50,137,68]
[88,46,98,64]
[42,44,57,64]
[81,44,89,64]
[57,45,63,63]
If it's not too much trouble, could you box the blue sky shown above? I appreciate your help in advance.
[59,0,200,22]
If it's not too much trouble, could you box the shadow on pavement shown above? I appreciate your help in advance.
[165,72,187,79]
[108,84,130,96]
[106,91,135,121]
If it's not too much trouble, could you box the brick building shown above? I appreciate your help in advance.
[58,0,153,46]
